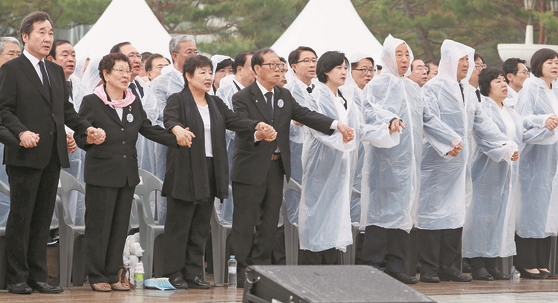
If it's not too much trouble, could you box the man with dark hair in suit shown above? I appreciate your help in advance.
[229,48,354,287]
[0,11,105,294]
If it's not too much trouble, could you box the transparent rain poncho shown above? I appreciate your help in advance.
[210,55,232,96]
[298,81,398,252]
[416,40,516,230]
[515,76,558,238]
[360,35,461,233]
[462,96,522,258]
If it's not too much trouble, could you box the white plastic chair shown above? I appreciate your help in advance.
[134,168,164,279]
[210,186,233,286]
[56,170,87,288]
[282,179,301,265]
[0,179,10,289]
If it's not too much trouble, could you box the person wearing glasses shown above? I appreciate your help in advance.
[298,50,400,265]
[360,35,461,284]
[229,48,355,287]
[502,57,529,102]
[514,48,558,279]
[469,53,486,102]
[349,54,375,91]
[407,58,428,87]
[76,53,187,292]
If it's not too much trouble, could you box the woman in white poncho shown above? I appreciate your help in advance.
[462,67,521,281]
[514,48,558,279]
[416,40,518,283]
[297,51,400,264]
[360,35,462,284]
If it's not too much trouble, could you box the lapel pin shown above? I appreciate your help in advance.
[277,99,284,108]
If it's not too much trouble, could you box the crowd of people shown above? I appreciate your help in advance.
[1,10,558,295]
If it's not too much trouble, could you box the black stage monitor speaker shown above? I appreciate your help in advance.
[243,265,435,303]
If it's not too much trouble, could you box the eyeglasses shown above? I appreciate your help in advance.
[261,62,286,70]
[474,64,487,70]
[353,68,376,74]
[415,66,429,73]
[517,69,530,76]
[127,53,141,60]
[296,58,317,64]
[112,68,132,75]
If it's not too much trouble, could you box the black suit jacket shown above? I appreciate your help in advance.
[231,81,334,185]
[0,55,90,168]
[75,92,177,188]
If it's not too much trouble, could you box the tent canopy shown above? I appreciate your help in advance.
[271,0,383,64]
[74,0,171,61]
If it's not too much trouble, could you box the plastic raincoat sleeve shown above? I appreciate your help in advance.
[421,99,462,154]
[304,93,355,152]
[216,79,237,141]
[151,70,184,127]
[289,121,305,143]
[471,100,518,161]
[140,85,159,125]
[361,100,400,148]
[517,87,558,145]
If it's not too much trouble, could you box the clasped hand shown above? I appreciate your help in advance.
[86,127,106,145]
[337,122,354,143]
[256,122,277,142]
[545,115,558,130]
[447,142,463,157]
[389,119,406,134]
[172,126,195,147]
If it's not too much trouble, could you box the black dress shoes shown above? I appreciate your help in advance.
[439,270,472,282]
[538,270,558,279]
[517,268,546,279]
[7,282,32,294]
[169,276,188,289]
[486,267,511,280]
[27,281,64,293]
[386,272,418,284]
[472,267,494,281]
[419,272,440,283]
[186,276,210,289]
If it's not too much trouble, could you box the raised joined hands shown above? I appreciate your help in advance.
[172,126,195,147]
[256,122,277,142]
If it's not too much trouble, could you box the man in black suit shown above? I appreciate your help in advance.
[229,48,354,286]
[0,11,105,294]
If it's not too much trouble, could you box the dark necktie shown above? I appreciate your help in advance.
[458,82,465,103]
[66,80,73,99]
[306,84,315,93]
[475,89,481,102]
[38,61,50,93]
[265,91,274,116]
[129,82,138,96]
[134,80,144,98]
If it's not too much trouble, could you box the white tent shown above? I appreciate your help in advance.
[271,0,383,63]
[74,0,171,61]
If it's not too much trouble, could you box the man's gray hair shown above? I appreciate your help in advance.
[169,35,195,55]
[0,37,20,54]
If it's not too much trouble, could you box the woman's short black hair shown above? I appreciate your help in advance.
[478,67,505,97]
[182,55,213,85]
[316,51,348,83]
[98,52,130,83]
[530,48,558,78]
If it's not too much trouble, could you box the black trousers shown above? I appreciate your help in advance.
[361,225,409,274]
[162,158,216,280]
[417,228,462,274]
[84,184,134,284]
[514,234,551,269]
[5,149,61,284]
[469,257,498,271]
[298,248,340,265]
[230,159,284,271]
